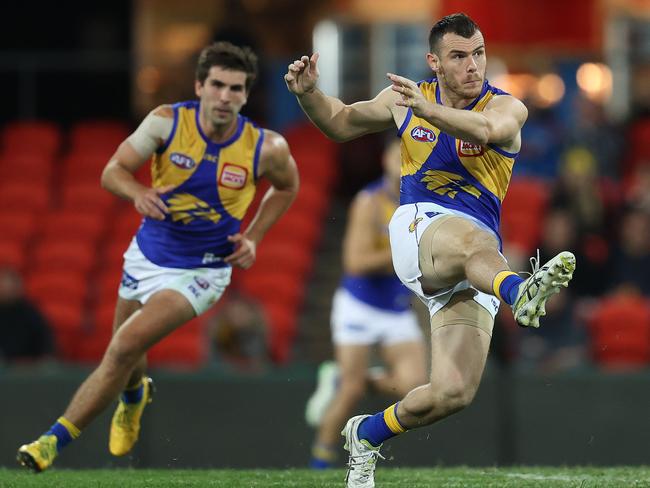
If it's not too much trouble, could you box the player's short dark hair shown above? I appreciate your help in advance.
[195,41,259,92]
[428,13,480,54]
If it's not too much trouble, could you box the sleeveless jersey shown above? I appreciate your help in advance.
[136,100,263,269]
[398,78,518,240]
[341,179,412,312]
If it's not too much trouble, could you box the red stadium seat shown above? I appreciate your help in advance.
[0,212,39,244]
[39,210,105,243]
[254,242,314,281]
[25,271,87,305]
[2,121,62,158]
[39,299,85,334]
[31,240,96,274]
[68,120,130,155]
[262,301,298,363]
[110,209,143,244]
[148,332,207,370]
[0,153,54,185]
[239,271,305,311]
[588,294,650,369]
[0,241,27,271]
[0,182,51,213]
[61,182,117,215]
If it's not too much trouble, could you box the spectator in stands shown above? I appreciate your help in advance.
[515,291,587,374]
[204,293,270,372]
[625,161,650,212]
[607,208,650,295]
[551,146,605,237]
[0,267,54,363]
[540,208,608,298]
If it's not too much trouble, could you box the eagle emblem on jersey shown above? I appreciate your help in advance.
[420,170,482,199]
[166,193,221,224]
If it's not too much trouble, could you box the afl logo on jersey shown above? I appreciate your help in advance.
[410,126,436,143]
[219,163,248,189]
[170,152,196,169]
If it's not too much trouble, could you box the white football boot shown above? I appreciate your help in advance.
[512,251,576,328]
[342,415,384,488]
[305,361,339,427]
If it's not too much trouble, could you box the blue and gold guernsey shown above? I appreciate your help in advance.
[341,180,411,313]
[136,100,263,269]
[398,78,518,240]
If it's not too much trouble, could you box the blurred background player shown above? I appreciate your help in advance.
[16,41,299,473]
[286,13,575,486]
[306,139,427,468]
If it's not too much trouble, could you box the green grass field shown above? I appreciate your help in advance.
[1,467,650,487]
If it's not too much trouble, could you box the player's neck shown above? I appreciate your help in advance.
[438,83,475,110]
[198,112,239,143]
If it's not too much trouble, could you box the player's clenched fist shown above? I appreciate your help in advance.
[284,53,320,96]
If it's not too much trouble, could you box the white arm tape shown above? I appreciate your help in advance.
[126,112,174,157]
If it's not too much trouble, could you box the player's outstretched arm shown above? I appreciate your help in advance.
[285,54,395,142]
[225,131,299,269]
[388,73,528,148]
[101,106,175,220]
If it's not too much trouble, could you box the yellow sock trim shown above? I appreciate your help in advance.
[383,404,406,434]
[57,417,81,439]
[492,271,518,301]
[312,444,337,461]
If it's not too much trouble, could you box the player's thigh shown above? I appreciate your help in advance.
[418,215,499,292]
[428,289,493,390]
[112,289,196,354]
[112,297,142,334]
[380,340,427,390]
[334,344,373,387]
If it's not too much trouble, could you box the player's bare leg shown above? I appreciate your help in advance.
[419,215,575,327]
[396,291,492,427]
[371,341,427,397]
[17,289,194,472]
[64,289,194,428]
[108,297,152,456]
[311,345,371,465]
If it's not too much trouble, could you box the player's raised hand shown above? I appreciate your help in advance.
[225,233,257,269]
[284,53,320,96]
[387,73,430,119]
[133,184,175,220]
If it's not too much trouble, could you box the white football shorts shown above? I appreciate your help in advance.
[331,288,423,346]
[389,202,501,320]
[118,238,231,316]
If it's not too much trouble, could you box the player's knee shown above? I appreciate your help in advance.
[338,376,366,401]
[436,379,477,415]
[104,334,146,370]
[459,228,498,261]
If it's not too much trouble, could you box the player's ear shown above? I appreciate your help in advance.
[426,52,439,74]
[194,79,203,98]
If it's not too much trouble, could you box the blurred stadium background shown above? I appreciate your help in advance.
[1,0,650,471]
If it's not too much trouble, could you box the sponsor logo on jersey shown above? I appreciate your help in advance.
[421,170,482,199]
[170,152,196,169]
[194,276,210,290]
[408,217,423,233]
[219,163,248,189]
[457,140,484,157]
[202,253,223,265]
[410,126,436,143]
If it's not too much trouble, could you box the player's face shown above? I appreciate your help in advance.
[195,66,248,127]
[429,31,486,100]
